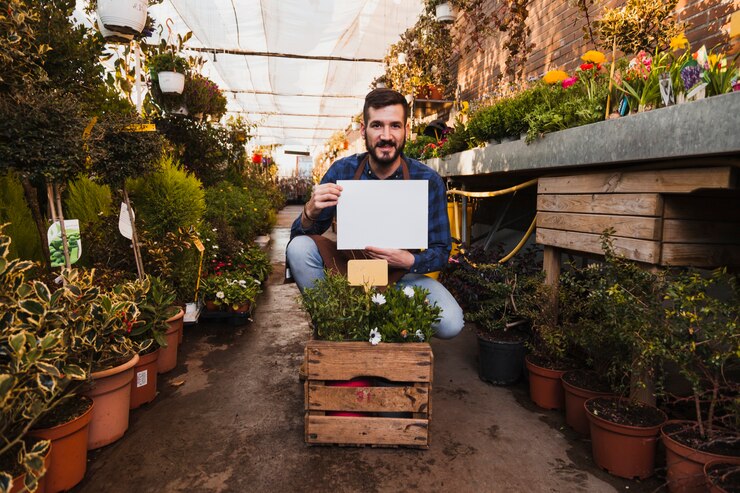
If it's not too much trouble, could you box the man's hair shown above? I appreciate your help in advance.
[363,88,409,124]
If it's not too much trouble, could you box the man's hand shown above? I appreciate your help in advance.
[305,183,343,218]
[364,246,415,269]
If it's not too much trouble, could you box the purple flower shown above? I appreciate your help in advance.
[681,66,702,92]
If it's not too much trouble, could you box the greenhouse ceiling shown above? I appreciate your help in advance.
[77,0,425,153]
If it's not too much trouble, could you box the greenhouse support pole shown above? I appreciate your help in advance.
[133,41,143,115]
[122,185,145,279]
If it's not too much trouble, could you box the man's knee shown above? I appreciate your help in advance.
[435,302,464,339]
[286,235,318,265]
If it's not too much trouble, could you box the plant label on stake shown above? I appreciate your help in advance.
[118,202,134,239]
[658,73,675,106]
[47,220,81,267]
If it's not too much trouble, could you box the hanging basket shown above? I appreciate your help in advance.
[158,71,186,94]
[435,2,456,23]
[97,0,148,35]
[95,13,133,44]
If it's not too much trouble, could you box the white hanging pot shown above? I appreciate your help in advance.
[376,81,387,89]
[158,71,185,94]
[95,13,133,44]
[351,121,360,131]
[97,0,148,36]
[435,2,455,23]
[397,52,407,65]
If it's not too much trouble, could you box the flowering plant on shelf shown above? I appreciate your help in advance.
[300,272,440,343]
[201,273,262,309]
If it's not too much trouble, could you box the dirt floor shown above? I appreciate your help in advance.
[74,205,666,492]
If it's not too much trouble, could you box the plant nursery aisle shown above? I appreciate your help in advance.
[74,205,661,493]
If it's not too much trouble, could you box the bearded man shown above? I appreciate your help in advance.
[286,88,463,339]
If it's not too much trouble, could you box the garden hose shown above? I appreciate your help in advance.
[497,214,537,264]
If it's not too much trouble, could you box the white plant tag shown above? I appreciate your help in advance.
[136,369,148,388]
[119,202,134,240]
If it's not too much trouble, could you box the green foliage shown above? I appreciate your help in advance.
[301,272,439,343]
[0,229,85,490]
[0,172,41,261]
[95,106,164,188]
[594,0,686,54]
[153,115,238,186]
[0,87,101,182]
[0,0,49,91]
[123,276,178,351]
[560,233,668,397]
[127,155,205,239]
[664,268,739,438]
[204,181,262,248]
[64,176,112,227]
[147,52,189,77]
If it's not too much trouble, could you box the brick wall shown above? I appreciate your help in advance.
[453,0,738,102]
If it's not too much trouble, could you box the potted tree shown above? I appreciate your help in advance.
[661,268,740,493]
[581,235,669,480]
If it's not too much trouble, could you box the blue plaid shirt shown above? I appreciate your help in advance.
[291,152,451,274]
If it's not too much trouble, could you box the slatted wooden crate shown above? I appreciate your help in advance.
[536,166,740,267]
[304,340,433,449]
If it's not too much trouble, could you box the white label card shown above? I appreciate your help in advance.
[136,369,148,388]
[336,180,428,250]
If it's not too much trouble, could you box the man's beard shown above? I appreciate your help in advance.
[365,135,405,167]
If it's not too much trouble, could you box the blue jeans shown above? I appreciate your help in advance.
[286,235,464,339]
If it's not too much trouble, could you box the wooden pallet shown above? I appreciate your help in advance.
[304,341,433,449]
[536,166,740,267]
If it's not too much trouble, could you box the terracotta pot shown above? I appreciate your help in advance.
[83,353,139,449]
[662,420,740,493]
[29,396,93,493]
[585,397,666,479]
[158,308,183,374]
[525,356,566,410]
[705,461,740,493]
[562,371,615,436]
[205,300,219,311]
[9,442,51,493]
[230,302,251,314]
[326,378,374,417]
[129,348,160,409]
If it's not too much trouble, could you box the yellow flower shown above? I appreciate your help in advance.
[543,70,568,84]
[707,53,726,70]
[670,33,689,51]
[581,50,606,64]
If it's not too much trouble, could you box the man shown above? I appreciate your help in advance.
[286,88,463,339]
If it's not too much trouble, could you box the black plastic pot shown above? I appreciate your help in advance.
[477,333,526,385]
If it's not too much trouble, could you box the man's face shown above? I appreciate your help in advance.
[362,104,407,167]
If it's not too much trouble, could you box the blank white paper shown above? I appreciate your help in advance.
[336,180,428,250]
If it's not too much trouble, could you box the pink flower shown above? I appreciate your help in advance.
[562,76,578,89]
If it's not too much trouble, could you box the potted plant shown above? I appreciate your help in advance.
[432,1,456,23]
[122,276,179,407]
[580,234,669,480]
[0,232,86,493]
[661,268,740,493]
[95,0,148,36]
[148,51,188,95]
[518,272,578,410]
[183,74,228,121]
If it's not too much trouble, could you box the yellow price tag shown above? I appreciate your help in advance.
[123,123,157,132]
[192,238,205,252]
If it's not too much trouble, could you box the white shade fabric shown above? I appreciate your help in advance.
[142,0,424,152]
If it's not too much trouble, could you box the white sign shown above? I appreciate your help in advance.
[136,369,148,388]
[336,180,428,250]
[118,202,135,240]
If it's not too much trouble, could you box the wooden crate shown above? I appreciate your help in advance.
[304,340,433,449]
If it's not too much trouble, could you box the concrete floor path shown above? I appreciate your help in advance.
[75,205,663,493]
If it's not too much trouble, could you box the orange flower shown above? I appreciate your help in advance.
[581,50,606,64]
[543,70,568,84]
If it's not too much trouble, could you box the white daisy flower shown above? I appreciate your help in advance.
[415,329,425,342]
[369,328,382,346]
[403,286,415,298]
[216,291,225,299]
[371,293,386,305]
